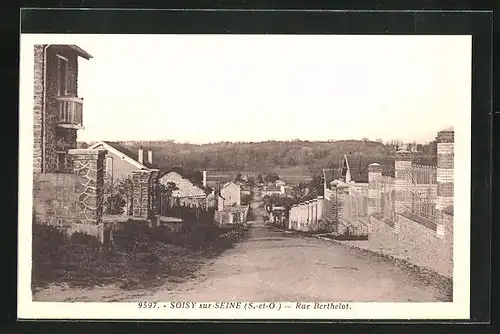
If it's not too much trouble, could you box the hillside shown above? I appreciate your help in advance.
[81,140,436,181]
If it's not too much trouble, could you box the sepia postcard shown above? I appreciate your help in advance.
[18,33,471,320]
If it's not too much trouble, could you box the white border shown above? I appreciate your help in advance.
[18,34,471,320]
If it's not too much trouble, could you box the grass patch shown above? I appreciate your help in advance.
[32,221,249,291]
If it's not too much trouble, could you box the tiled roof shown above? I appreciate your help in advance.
[159,170,213,195]
[263,185,281,192]
[222,181,239,189]
[103,141,159,169]
[344,155,396,183]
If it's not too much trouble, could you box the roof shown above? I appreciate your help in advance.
[341,153,437,183]
[52,44,93,59]
[222,181,240,189]
[263,185,281,192]
[104,141,158,169]
[88,141,158,169]
[412,155,437,166]
[68,45,93,59]
[159,170,213,195]
[343,154,396,183]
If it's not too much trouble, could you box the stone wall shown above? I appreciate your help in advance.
[33,149,108,242]
[288,196,325,231]
[436,132,454,210]
[33,45,44,173]
[33,172,82,225]
[132,170,152,219]
[33,45,81,173]
[367,212,453,278]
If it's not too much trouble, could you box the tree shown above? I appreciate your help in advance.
[234,172,243,183]
[104,176,133,215]
[159,181,179,208]
[307,174,324,198]
[246,176,256,187]
[264,172,280,183]
[257,173,264,184]
[241,194,252,205]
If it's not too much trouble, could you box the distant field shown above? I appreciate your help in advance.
[205,167,313,185]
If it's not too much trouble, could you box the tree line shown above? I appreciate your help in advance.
[80,139,436,174]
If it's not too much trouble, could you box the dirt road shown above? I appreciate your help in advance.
[33,207,451,302]
[148,218,451,302]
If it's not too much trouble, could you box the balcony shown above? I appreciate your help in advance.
[56,96,84,129]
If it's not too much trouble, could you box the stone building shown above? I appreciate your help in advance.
[32,45,114,242]
[33,44,93,173]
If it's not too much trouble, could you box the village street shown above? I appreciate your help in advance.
[33,193,451,303]
[147,213,451,302]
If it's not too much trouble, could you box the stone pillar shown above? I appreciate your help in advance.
[312,199,318,223]
[316,196,324,221]
[334,183,350,225]
[149,169,161,216]
[305,201,311,225]
[131,169,152,219]
[394,148,413,213]
[299,204,304,230]
[436,128,454,211]
[68,149,107,225]
[368,163,383,215]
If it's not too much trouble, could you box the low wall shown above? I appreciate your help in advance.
[33,173,82,225]
[215,206,249,226]
[33,173,108,242]
[367,212,453,278]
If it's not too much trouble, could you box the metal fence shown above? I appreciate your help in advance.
[339,186,369,236]
[403,164,437,223]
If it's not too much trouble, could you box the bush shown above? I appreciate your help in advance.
[32,220,249,290]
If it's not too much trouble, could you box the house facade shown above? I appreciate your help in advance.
[220,181,241,206]
[262,185,283,197]
[33,44,93,173]
[87,141,158,180]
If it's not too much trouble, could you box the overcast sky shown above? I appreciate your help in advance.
[23,34,471,144]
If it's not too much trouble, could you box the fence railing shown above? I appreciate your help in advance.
[372,165,437,227]
[57,96,83,126]
[160,203,215,223]
[378,176,396,224]
[403,165,437,224]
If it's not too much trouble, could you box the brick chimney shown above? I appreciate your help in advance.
[147,149,153,164]
[138,147,144,164]
[203,170,207,187]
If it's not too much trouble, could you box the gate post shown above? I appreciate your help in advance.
[131,169,152,220]
[395,148,413,213]
[68,148,107,225]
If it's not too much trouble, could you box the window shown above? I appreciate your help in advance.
[58,153,68,172]
[105,157,113,178]
[57,55,68,96]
